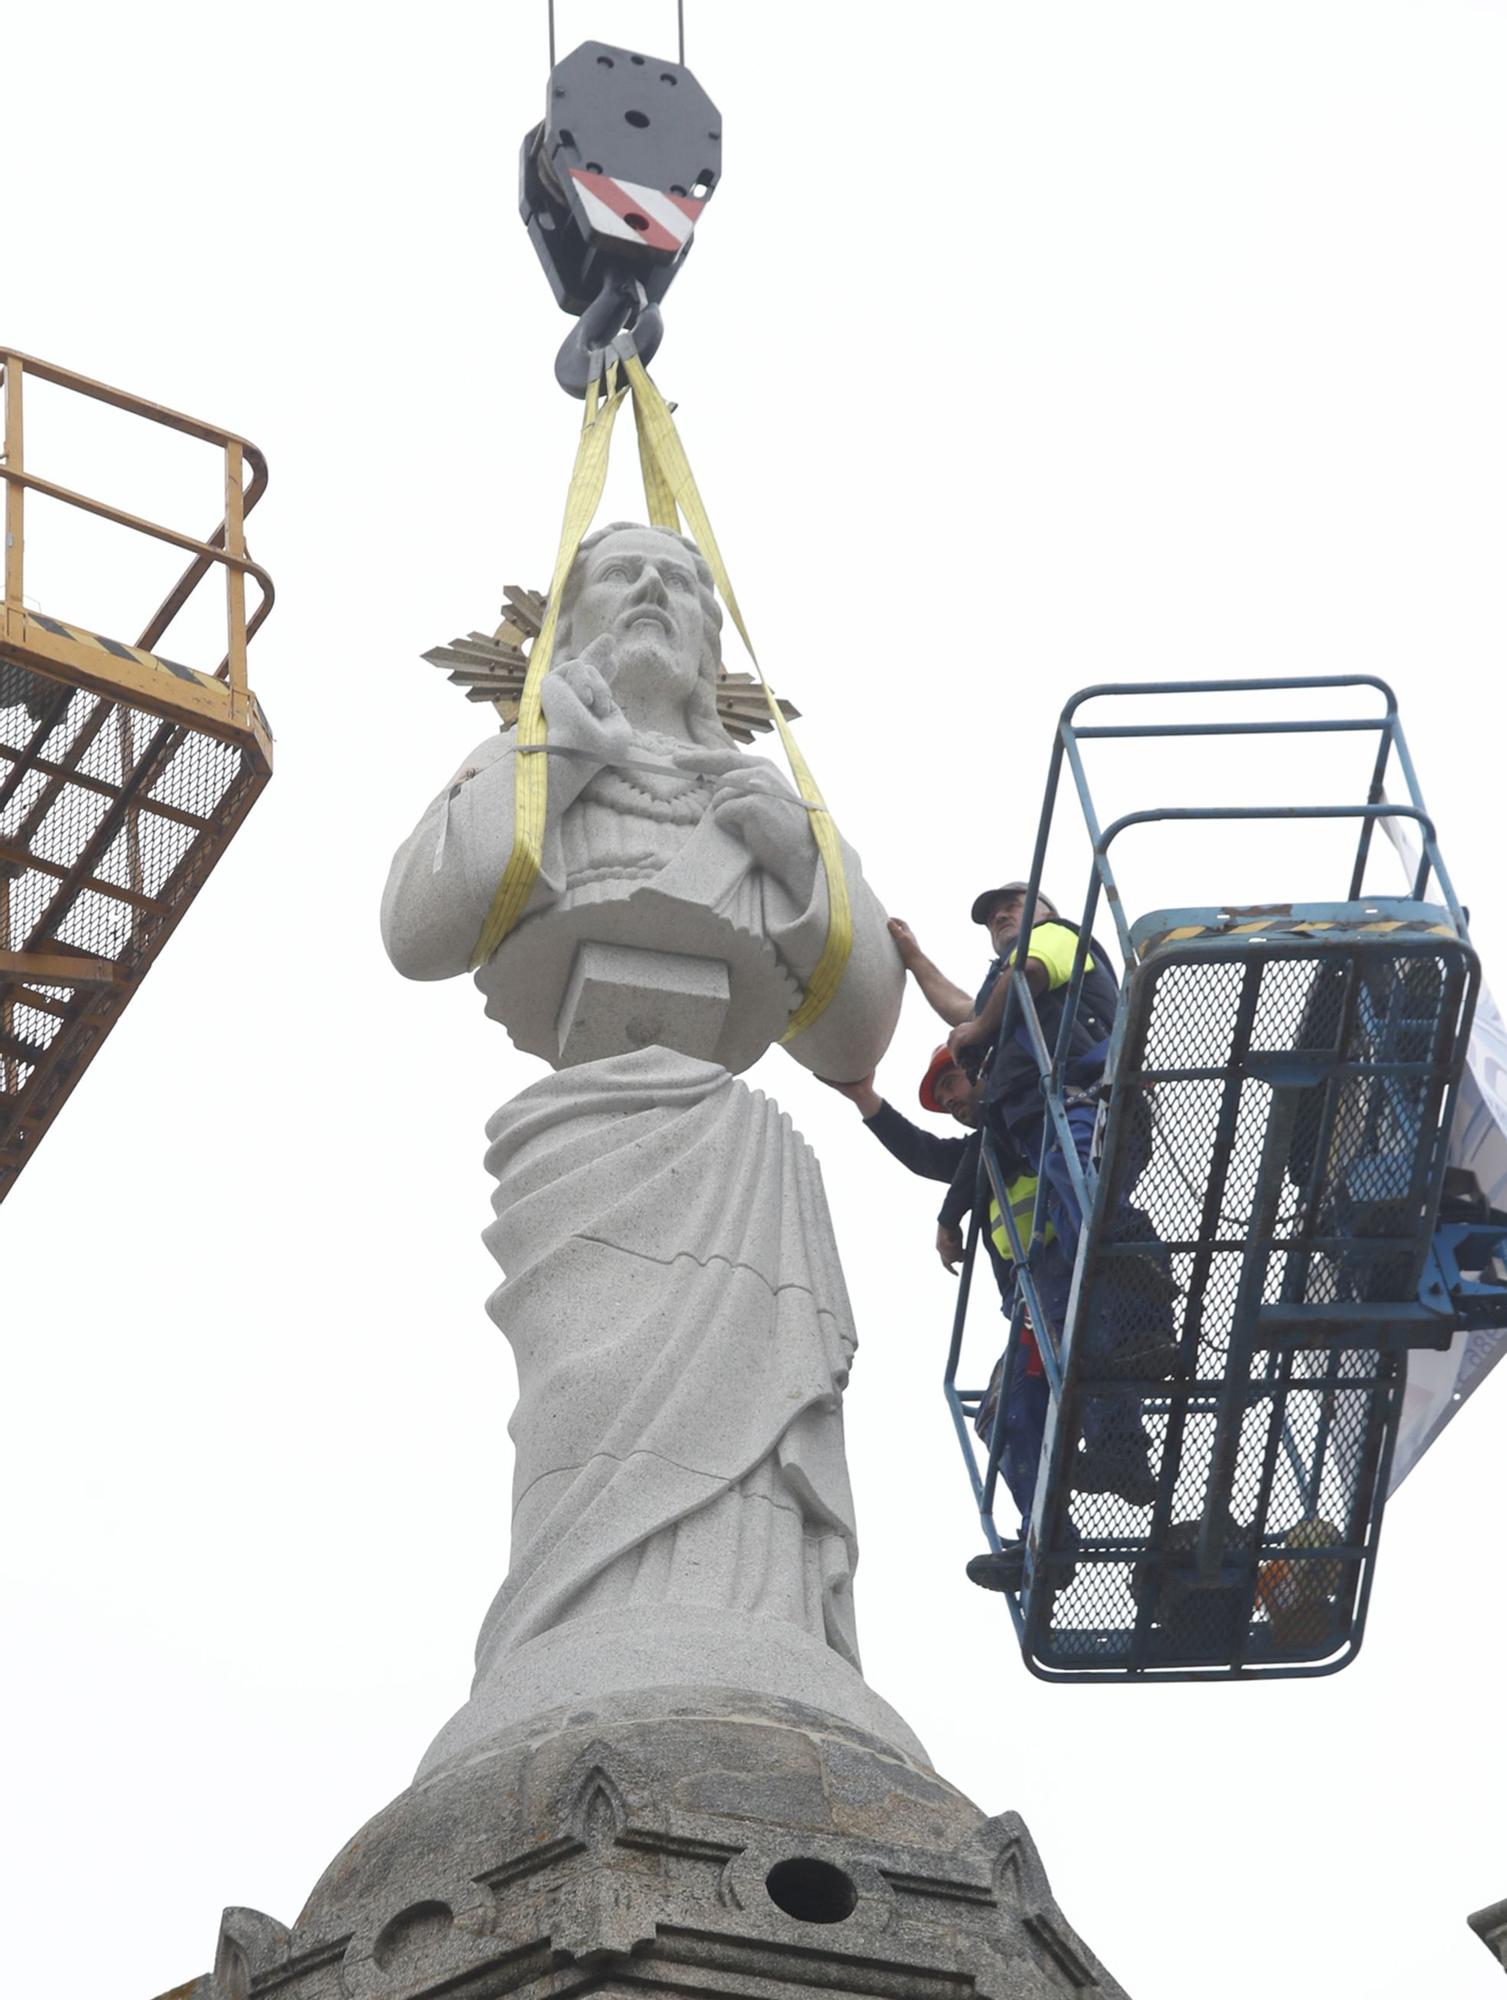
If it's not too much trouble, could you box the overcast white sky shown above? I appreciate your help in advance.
[4,4,1507,1995]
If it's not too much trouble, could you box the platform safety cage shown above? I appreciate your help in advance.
[943,678,1480,1681]
[0,350,275,1203]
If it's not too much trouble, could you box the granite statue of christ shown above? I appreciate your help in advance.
[381,522,915,1766]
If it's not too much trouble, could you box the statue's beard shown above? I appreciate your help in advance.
[611,630,699,723]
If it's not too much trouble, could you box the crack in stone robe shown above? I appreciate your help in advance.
[472,1047,861,1684]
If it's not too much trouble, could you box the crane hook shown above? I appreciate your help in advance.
[554,276,663,397]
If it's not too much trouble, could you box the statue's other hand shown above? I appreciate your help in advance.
[711,784,819,906]
[671,745,746,779]
[542,636,632,764]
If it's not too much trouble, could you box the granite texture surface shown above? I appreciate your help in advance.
[418,1049,922,1775]
[380,524,903,1081]
[554,942,730,1066]
[145,523,1137,1999]
[160,1690,1129,2000]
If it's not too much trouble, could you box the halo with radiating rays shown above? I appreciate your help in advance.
[423,584,798,744]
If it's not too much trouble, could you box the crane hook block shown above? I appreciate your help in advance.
[520,39,722,390]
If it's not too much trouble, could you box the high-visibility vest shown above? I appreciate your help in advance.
[989,1170,1055,1264]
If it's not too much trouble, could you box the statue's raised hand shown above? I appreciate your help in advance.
[541,635,632,766]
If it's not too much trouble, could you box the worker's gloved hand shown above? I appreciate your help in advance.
[937,1221,965,1273]
[541,636,633,766]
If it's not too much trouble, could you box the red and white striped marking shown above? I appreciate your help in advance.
[569,170,704,253]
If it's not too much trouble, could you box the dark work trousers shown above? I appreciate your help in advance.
[1035,1098,1099,1261]
[996,1237,1076,1536]
[1014,1099,1153,1461]
[998,1232,1144,1535]
[997,1330,1051,1537]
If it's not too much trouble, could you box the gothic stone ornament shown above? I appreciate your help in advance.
[165,1691,1127,2000]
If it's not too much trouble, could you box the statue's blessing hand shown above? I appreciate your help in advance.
[542,637,632,764]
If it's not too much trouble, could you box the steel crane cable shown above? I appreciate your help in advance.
[548,1,686,65]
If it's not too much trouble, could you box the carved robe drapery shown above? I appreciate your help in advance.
[471,1048,861,1684]
[382,525,908,1756]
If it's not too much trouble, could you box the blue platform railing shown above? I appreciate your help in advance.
[941,675,1496,1678]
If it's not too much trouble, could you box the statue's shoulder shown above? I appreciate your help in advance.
[458,728,514,779]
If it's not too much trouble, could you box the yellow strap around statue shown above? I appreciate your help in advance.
[471,361,628,968]
[620,349,853,1042]
[471,346,852,1044]
[633,383,680,533]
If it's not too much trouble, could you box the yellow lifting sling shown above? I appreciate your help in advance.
[471,343,852,1046]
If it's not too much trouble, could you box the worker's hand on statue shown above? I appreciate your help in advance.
[887,917,924,968]
[936,1221,965,1274]
[819,1071,882,1118]
[541,637,632,764]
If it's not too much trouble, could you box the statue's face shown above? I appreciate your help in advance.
[568,529,706,709]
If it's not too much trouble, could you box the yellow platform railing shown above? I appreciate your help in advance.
[0,350,276,1202]
[1,347,274,770]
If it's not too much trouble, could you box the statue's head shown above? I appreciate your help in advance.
[556,523,731,749]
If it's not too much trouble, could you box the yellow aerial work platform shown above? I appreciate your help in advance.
[0,349,274,1203]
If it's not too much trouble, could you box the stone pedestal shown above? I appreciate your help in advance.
[164,1690,1127,2000]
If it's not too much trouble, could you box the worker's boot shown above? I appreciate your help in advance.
[967,1532,1080,1594]
[965,1543,1025,1592]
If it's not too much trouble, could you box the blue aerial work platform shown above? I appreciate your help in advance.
[944,677,1507,1681]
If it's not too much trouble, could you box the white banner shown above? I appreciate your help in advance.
[1389,976,1507,1487]
[1375,813,1507,1487]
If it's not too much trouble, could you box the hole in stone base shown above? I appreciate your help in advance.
[765,1857,858,1924]
[374,1901,453,1968]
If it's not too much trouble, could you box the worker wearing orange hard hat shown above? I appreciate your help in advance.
[825,1045,1071,1591]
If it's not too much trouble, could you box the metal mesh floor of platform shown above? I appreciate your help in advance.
[1024,911,1477,1678]
[0,661,267,1201]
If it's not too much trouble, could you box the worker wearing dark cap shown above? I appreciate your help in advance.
[953,883,1175,1371]
[889,887,1119,1262]
[949,883,1120,1131]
